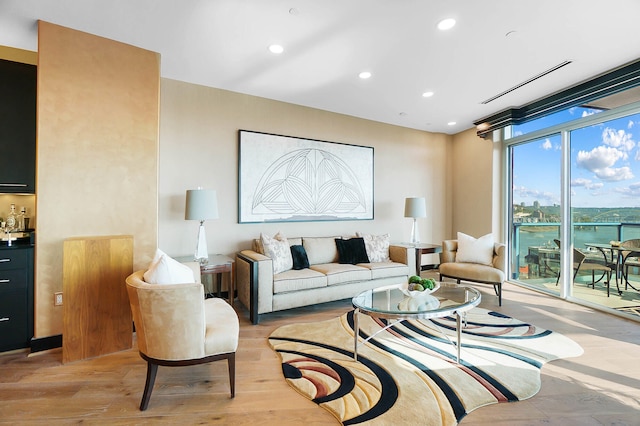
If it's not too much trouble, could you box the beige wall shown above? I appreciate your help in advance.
[450,128,498,239]
[3,32,500,341]
[35,22,160,337]
[158,79,451,267]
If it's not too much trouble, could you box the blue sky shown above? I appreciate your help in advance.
[512,108,640,208]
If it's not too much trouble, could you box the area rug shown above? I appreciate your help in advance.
[268,308,583,425]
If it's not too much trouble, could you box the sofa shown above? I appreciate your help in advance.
[235,233,413,324]
[438,233,506,305]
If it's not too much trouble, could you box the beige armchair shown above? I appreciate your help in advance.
[125,269,239,410]
[438,239,506,305]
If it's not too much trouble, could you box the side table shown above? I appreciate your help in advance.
[176,254,235,304]
[396,243,442,276]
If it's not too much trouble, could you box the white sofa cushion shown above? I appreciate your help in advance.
[273,268,328,293]
[456,232,494,266]
[261,232,294,274]
[143,249,196,284]
[357,232,391,262]
[303,237,339,265]
[360,261,410,279]
[310,263,372,285]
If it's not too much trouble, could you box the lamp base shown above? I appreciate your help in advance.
[194,222,209,263]
[410,218,420,245]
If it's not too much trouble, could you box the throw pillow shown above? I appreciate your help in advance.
[356,232,391,262]
[456,232,495,266]
[335,237,370,264]
[290,245,310,270]
[260,232,293,274]
[143,248,196,284]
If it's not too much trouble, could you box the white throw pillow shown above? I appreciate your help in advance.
[456,232,495,266]
[356,232,391,262]
[260,232,293,274]
[143,249,196,284]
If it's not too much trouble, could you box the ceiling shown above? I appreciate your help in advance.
[1,0,640,134]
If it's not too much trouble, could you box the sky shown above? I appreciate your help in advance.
[511,107,640,208]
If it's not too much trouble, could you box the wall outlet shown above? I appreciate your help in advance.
[54,292,63,306]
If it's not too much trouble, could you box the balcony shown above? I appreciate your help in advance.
[513,222,640,318]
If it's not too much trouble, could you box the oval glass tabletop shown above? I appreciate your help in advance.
[352,282,481,320]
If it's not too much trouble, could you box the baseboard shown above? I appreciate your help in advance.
[30,334,62,353]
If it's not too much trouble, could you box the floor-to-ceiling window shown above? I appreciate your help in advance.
[506,103,640,320]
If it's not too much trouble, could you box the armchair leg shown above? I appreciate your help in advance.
[140,361,158,411]
[228,353,236,398]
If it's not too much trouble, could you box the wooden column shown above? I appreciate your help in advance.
[62,235,133,363]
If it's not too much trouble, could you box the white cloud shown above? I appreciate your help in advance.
[513,185,560,205]
[594,166,633,181]
[614,182,640,197]
[628,120,635,129]
[577,145,634,182]
[571,178,604,190]
[577,146,626,170]
[602,127,635,151]
[541,139,552,150]
[582,110,597,117]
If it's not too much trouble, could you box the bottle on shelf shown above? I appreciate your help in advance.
[6,204,17,232]
[17,207,26,231]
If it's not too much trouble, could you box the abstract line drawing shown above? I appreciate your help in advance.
[239,130,374,223]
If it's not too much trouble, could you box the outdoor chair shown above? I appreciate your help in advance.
[620,239,640,292]
[554,241,612,295]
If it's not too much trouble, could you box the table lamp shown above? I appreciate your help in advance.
[404,197,427,244]
[185,188,219,263]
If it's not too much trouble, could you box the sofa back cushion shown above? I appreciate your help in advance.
[303,236,339,265]
[260,232,293,274]
[253,236,302,254]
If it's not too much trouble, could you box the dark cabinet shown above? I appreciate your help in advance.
[0,59,36,194]
[0,247,34,352]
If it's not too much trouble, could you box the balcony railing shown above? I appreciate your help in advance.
[512,222,640,279]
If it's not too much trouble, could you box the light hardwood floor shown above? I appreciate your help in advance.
[1,278,639,425]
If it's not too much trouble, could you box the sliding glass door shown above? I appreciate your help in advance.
[509,135,561,295]
[506,106,640,319]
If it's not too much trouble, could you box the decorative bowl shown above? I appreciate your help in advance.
[401,281,440,298]
[398,294,440,311]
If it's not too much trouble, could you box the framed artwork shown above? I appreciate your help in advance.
[238,130,374,223]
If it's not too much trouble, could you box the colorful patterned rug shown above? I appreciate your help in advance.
[268,308,583,425]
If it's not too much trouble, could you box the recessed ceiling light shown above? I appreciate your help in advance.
[447,121,457,126]
[437,18,456,31]
[359,71,372,79]
[422,91,434,98]
[269,44,284,54]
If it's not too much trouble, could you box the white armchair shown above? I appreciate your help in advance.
[439,239,506,305]
[125,269,239,410]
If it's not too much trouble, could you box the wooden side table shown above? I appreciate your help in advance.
[177,254,235,304]
[396,243,442,276]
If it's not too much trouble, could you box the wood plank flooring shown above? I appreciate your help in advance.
[1,278,639,425]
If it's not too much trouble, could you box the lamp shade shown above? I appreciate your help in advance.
[185,189,219,221]
[404,197,427,218]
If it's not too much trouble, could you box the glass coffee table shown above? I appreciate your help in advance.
[351,282,481,362]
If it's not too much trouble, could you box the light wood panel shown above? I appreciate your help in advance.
[62,235,133,363]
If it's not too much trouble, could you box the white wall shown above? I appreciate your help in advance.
[158,79,452,265]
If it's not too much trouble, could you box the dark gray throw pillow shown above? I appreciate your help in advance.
[335,237,370,264]
[290,244,310,270]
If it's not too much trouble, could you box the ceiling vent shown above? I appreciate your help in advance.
[481,60,572,104]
